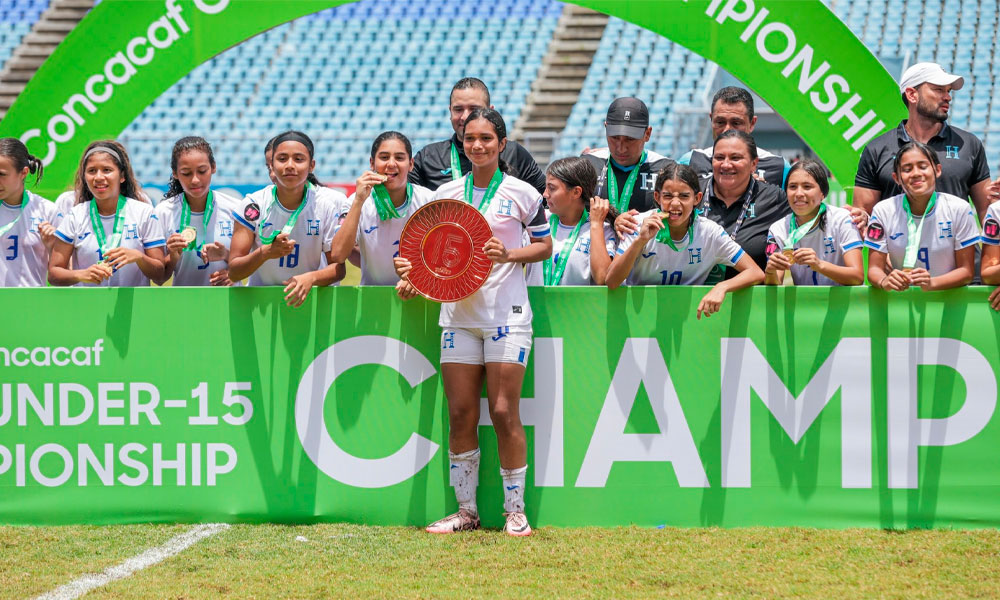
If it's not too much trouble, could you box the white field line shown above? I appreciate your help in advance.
[34,523,231,600]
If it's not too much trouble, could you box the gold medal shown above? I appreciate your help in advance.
[782,248,796,264]
[180,227,197,245]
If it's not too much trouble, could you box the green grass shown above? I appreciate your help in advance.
[5,525,1000,599]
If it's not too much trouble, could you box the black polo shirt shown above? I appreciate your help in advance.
[855,120,991,199]
[410,134,546,194]
[581,148,674,214]
[681,146,790,188]
[699,177,790,280]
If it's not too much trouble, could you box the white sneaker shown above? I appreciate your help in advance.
[503,511,532,537]
[425,509,480,534]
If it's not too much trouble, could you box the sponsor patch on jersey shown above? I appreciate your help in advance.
[244,202,261,222]
[866,222,884,242]
[512,306,522,314]
[984,217,1000,239]
[764,235,779,256]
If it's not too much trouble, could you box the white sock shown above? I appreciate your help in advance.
[500,465,527,513]
[449,449,480,515]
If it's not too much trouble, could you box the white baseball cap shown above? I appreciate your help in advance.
[898,62,964,93]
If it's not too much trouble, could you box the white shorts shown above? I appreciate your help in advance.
[440,326,533,366]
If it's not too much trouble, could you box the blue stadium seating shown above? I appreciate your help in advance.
[121,0,560,187]
[0,0,47,73]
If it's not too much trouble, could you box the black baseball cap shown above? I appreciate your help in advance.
[605,97,650,139]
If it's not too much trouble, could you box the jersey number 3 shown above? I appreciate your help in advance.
[5,235,17,261]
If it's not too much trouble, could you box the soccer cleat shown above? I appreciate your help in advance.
[425,509,481,534]
[503,511,532,537]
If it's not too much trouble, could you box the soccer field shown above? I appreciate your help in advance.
[4,524,999,599]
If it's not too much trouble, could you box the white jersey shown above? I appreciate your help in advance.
[979,202,1000,247]
[353,184,434,285]
[616,213,744,285]
[433,174,549,328]
[765,204,864,286]
[864,192,979,276]
[154,191,241,286]
[232,184,341,287]
[543,210,616,286]
[0,191,58,287]
[52,191,76,228]
[54,198,166,287]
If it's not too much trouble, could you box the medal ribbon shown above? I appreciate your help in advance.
[606,151,647,213]
[0,191,29,238]
[89,195,127,253]
[449,143,463,181]
[902,192,937,269]
[656,212,696,251]
[784,204,826,250]
[463,170,503,215]
[543,213,587,286]
[179,190,215,251]
[260,183,310,244]
[371,183,411,220]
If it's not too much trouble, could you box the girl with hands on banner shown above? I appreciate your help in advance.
[49,140,166,287]
[606,163,763,319]
[539,157,616,286]
[229,130,346,305]
[330,132,433,298]
[763,159,864,286]
[0,138,58,287]
[156,137,240,286]
[976,190,1000,309]
[865,141,977,292]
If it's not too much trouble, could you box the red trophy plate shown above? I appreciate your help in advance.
[399,199,493,302]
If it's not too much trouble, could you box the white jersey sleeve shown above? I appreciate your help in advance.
[982,202,1000,246]
[864,201,891,254]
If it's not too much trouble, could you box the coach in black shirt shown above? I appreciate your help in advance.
[679,87,790,187]
[581,97,673,235]
[409,77,546,193]
[700,130,790,281]
[855,62,999,221]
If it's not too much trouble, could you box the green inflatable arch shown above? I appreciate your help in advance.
[0,0,904,200]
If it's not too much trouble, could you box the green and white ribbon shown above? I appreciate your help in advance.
[607,151,646,213]
[450,143,463,181]
[463,170,503,215]
[784,204,826,250]
[543,212,587,285]
[90,195,127,253]
[179,190,214,251]
[371,183,411,221]
[902,192,937,269]
[656,211,696,252]
[0,191,29,238]
[260,183,310,244]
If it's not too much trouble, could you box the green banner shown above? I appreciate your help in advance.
[1,287,998,529]
[0,0,901,201]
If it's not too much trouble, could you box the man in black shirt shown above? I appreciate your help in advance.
[679,87,790,187]
[581,97,673,235]
[855,62,999,222]
[409,77,546,194]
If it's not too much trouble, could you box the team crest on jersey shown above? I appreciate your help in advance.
[984,217,1000,240]
[244,203,261,222]
[866,222,885,242]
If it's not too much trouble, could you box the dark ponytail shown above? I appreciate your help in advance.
[165,136,216,201]
[546,156,617,226]
[464,107,518,179]
[0,137,44,185]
